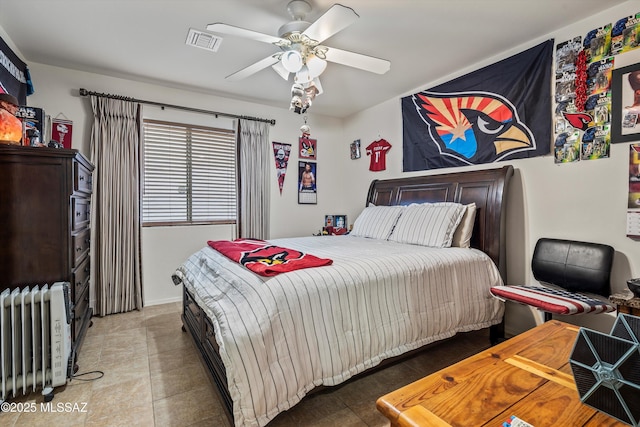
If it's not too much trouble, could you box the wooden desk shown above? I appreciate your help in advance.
[377,321,626,427]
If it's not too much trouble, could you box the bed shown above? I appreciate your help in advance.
[173,165,514,427]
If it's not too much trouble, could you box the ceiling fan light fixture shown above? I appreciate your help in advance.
[294,65,313,84]
[306,54,327,78]
[312,46,328,60]
[209,1,389,114]
[272,60,290,80]
[281,50,303,73]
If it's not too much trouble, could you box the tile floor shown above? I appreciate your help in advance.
[1,301,492,426]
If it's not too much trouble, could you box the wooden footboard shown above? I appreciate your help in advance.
[181,287,234,422]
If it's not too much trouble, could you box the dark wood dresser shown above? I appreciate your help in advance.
[0,144,94,373]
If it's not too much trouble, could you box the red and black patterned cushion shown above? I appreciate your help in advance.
[490,285,615,315]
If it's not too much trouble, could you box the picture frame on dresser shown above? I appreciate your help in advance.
[325,214,347,229]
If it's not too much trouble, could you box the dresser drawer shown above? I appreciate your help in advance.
[71,197,90,231]
[73,256,90,302]
[74,161,93,195]
[71,228,90,268]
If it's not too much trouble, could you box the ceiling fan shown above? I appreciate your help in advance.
[206,0,391,113]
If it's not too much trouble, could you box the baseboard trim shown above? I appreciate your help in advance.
[144,296,182,307]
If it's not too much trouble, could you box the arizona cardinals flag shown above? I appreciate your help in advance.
[402,39,553,171]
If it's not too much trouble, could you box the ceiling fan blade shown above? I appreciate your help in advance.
[302,4,359,43]
[324,47,390,74]
[226,55,281,81]
[206,23,283,45]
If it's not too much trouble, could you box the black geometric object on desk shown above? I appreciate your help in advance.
[569,323,640,427]
[612,314,640,344]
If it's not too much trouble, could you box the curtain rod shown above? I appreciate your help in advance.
[78,88,276,126]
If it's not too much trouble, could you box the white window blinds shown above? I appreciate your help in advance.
[142,119,237,225]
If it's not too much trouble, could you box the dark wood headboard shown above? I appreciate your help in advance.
[366,165,514,281]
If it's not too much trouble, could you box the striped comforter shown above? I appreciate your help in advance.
[173,235,504,427]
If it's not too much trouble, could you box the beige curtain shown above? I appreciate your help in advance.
[89,96,143,316]
[238,119,270,239]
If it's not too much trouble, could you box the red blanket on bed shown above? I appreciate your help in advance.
[207,238,333,277]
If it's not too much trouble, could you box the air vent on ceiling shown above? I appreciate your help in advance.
[186,28,223,52]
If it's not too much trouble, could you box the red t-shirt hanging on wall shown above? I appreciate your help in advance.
[366,139,392,171]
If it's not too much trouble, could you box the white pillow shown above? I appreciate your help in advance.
[350,205,405,240]
[430,202,477,248]
[451,203,476,248]
[388,202,465,247]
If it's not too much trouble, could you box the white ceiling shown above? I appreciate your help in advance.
[0,0,628,118]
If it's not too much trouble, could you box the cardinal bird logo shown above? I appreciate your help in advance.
[562,112,593,131]
[412,91,536,164]
[240,246,303,267]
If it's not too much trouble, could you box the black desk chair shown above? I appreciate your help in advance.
[491,238,615,321]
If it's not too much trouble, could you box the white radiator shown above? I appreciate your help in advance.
[0,282,71,402]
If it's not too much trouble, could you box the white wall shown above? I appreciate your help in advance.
[343,1,640,335]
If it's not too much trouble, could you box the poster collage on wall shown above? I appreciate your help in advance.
[297,133,317,205]
[554,12,640,164]
[271,121,318,204]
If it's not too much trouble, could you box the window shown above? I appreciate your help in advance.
[142,119,236,226]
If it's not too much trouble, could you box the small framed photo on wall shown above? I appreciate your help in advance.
[611,62,640,143]
[350,139,361,159]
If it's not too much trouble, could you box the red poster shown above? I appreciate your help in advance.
[299,136,316,159]
[51,117,73,149]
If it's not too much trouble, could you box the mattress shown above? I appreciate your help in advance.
[173,235,504,427]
